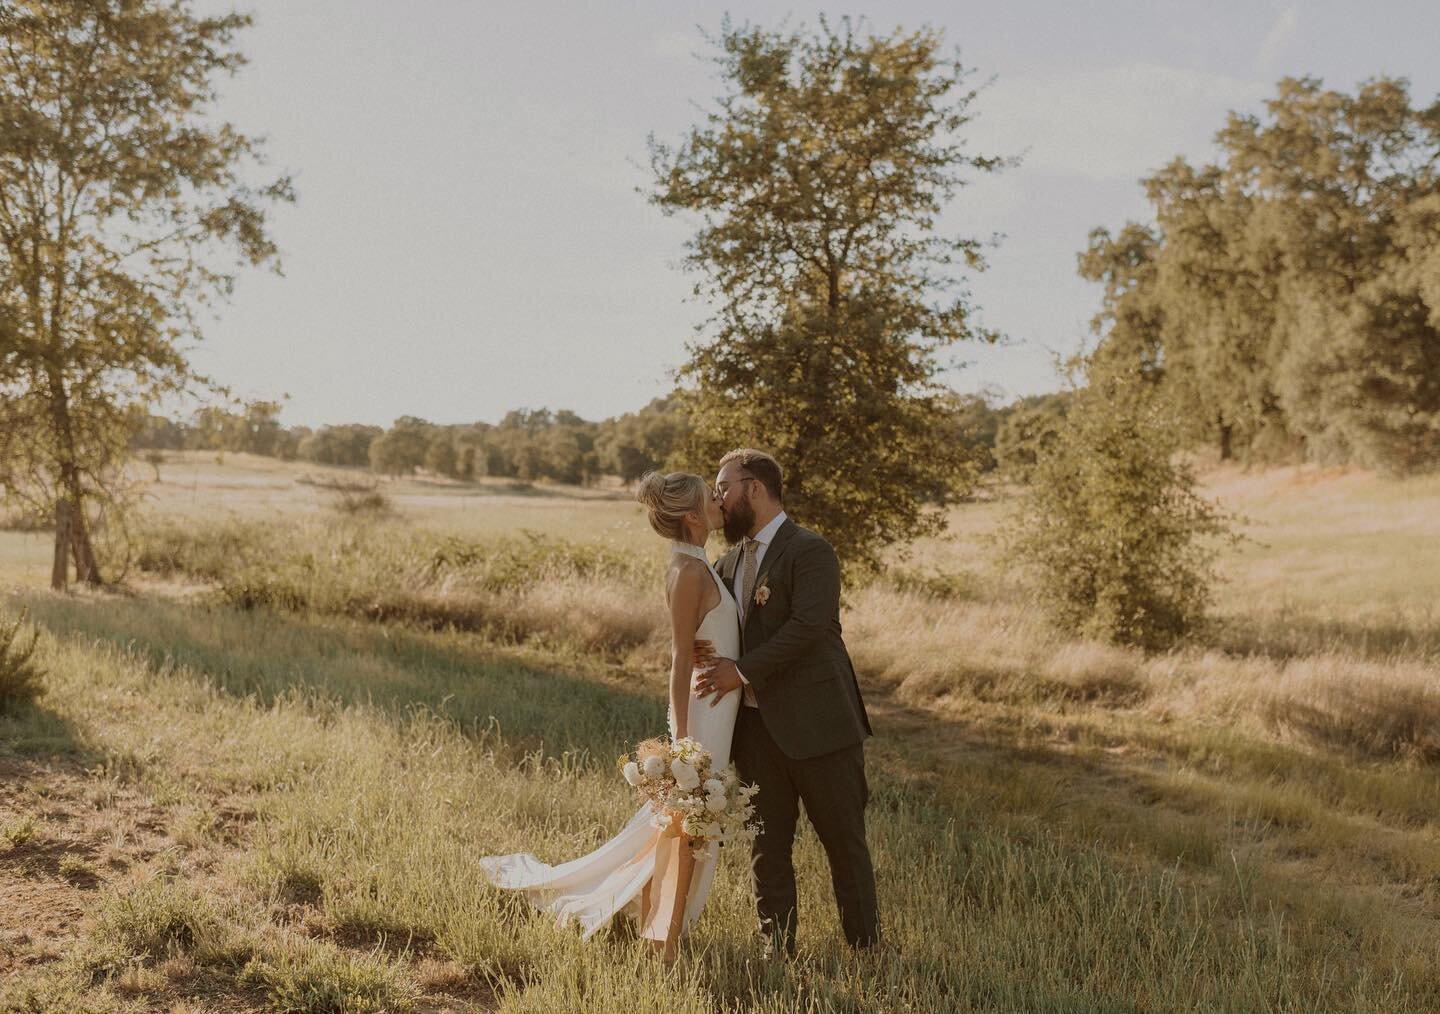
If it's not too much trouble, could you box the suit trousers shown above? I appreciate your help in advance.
[732,705,879,953]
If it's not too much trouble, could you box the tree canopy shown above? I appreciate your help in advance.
[649,16,1009,570]
[0,0,292,587]
[1083,76,1440,473]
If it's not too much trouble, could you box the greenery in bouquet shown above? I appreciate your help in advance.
[618,736,760,857]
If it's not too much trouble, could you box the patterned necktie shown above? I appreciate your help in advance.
[739,537,759,622]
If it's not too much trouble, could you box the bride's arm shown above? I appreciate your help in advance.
[664,562,707,740]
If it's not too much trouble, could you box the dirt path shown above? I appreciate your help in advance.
[0,752,497,1011]
[0,755,190,988]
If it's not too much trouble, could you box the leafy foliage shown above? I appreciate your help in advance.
[368,416,434,477]
[186,399,297,458]
[296,424,385,468]
[593,396,691,482]
[1084,76,1440,472]
[0,0,292,586]
[0,608,44,713]
[1003,364,1237,651]
[994,392,1073,482]
[133,397,695,487]
[649,17,1009,570]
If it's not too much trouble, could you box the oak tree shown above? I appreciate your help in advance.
[649,17,1009,569]
[0,0,291,588]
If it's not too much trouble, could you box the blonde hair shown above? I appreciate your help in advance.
[636,470,708,541]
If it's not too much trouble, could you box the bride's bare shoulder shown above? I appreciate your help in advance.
[664,554,709,590]
[664,556,721,618]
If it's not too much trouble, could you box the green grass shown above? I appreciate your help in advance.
[2,591,1436,1010]
[0,455,1437,1010]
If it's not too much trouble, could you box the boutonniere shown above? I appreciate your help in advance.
[754,581,770,607]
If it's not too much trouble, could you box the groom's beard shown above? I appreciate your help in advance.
[722,499,755,544]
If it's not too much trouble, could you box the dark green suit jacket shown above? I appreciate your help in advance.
[718,518,872,760]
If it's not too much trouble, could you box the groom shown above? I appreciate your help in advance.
[693,448,879,957]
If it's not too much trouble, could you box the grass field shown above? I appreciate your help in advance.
[1,451,1437,1011]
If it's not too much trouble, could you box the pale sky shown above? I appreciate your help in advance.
[188,1,1440,429]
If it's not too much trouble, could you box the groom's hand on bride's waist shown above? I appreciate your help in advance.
[693,658,743,706]
[692,638,717,669]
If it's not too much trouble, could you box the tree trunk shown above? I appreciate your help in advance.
[51,498,72,590]
[69,498,101,586]
[1218,417,1234,462]
[45,367,103,586]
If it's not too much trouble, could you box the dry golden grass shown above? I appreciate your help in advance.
[847,584,1440,764]
[0,453,1437,1010]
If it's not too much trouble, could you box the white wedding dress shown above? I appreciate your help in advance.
[478,541,743,941]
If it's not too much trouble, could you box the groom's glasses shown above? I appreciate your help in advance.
[713,476,756,499]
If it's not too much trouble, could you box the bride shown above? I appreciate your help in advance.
[478,471,743,962]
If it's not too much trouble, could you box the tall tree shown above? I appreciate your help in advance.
[369,416,433,477]
[424,431,460,478]
[0,1,291,588]
[298,424,382,468]
[1220,76,1440,469]
[649,17,1008,570]
[1077,223,1165,379]
[595,396,690,482]
[1144,160,1286,460]
[1086,76,1440,471]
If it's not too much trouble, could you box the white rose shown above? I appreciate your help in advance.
[702,778,725,796]
[641,755,665,779]
[671,759,700,790]
[705,793,727,813]
[623,761,641,786]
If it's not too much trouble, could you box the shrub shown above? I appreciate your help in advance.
[885,566,982,602]
[331,489,393,517]
[1003,364,1236,651]
[58,853,99,883]
[2,815,38,847]
[133,518,273,580]
[296,472,380,494]
[0,505,51,532]
[0,608,44,713]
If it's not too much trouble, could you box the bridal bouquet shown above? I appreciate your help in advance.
[619,737,759,857]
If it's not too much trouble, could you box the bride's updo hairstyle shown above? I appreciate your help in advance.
[636,470,708,541]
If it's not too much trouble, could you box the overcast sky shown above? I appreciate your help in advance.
[189,0,1440,429]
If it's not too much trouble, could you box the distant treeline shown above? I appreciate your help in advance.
[131,392,1046,485]
[1083,77,1440,474]
[133,399,692,484]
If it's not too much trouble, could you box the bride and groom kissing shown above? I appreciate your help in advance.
[480,448,879,963]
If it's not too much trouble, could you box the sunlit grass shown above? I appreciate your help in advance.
[1,455,1438,1009]
[4,594,1435,1009]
